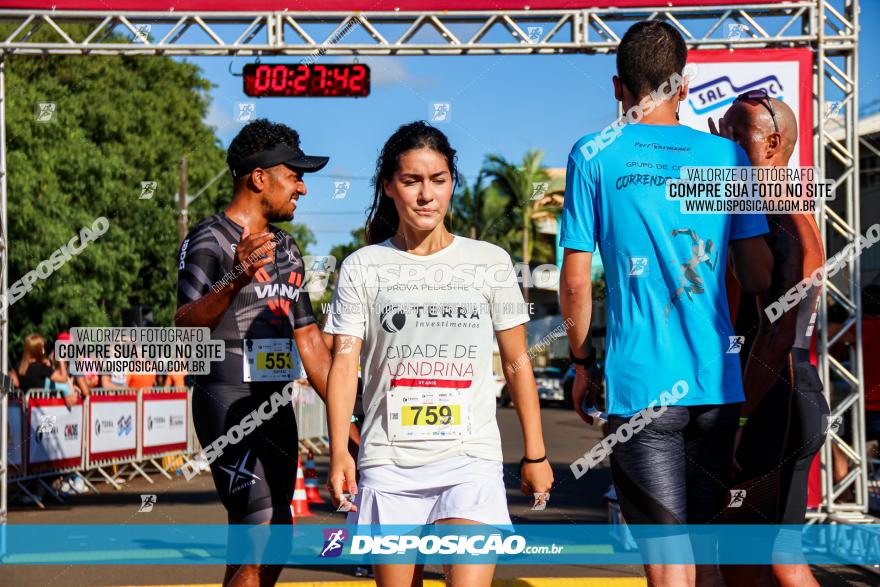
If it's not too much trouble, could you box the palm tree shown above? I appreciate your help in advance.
[482,150,551,302]
[451,171,510,247]
[451,170,487,240]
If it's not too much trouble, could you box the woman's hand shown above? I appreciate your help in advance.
[328,451,358,512]
[520,459,554,496]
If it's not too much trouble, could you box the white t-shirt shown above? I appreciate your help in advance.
[324,235,530,468]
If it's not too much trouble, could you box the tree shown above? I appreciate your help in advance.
[592,269,607,301]
[329,226,368,266]
[482,150,551,302]
[307,226,369,324]
[277,222,316,256]
[450,171,508,244]
[2,25,230,353]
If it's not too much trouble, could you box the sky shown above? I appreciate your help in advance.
[178,2,880,256]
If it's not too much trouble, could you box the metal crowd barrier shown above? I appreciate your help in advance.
[6,382,331,508]
[84,387,195,490]
[292,382,330,454]
[2,388,23,523]
[16,388,89,503]
[83,387,140,490]
[131,386,194,487]
[7,387,196,507]
[4,390,23,482]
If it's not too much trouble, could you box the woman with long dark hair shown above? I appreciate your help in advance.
[324,121,553,586]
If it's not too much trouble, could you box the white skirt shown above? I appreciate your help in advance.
[347,454,512,527]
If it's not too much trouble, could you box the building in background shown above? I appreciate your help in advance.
[518,167,607,369]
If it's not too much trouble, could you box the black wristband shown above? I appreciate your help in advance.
[520,455,547,471]
[569,347,596,369]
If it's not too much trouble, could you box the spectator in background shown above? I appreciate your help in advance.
[77,370,100,395]
[101,370,128,389]
[55,332,93,401]
[123,340,157,390]
[17,333,77,407]
[13,333,88,497]
[126,371,157,391]
[159,371,186,388]
[100,331,136,389]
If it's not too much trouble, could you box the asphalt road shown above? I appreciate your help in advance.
[2,404,876,586]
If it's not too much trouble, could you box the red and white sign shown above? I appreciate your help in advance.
[28,398,84,470]
[680,48,814,168]
[141,391,188,455]
[88,393,137,461]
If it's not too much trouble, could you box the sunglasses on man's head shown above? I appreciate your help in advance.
[733,88,779,133]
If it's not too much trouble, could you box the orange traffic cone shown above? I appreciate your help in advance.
[290,455,313,520]
[304,450,324,504]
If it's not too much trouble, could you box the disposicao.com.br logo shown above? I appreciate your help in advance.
[318,530,562,557]
[319,528,348,558]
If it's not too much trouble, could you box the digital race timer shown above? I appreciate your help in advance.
[243,63,370,97]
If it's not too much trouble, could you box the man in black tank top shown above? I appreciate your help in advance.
[712,95,828,587]
[175,119,334,587]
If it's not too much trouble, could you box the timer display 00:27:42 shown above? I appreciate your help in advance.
[243,64,370,97]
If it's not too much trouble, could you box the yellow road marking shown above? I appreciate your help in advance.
[118,579,647,587]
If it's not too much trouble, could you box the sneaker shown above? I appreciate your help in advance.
[193,453,210,472]
[354,567,373,578]
[70,474,87,494]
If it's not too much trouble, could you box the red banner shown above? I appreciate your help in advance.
[0,1,795,12]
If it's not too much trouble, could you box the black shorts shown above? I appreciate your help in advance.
[609,403,741,526]
[727,358,829,525]
[192,353,298,524]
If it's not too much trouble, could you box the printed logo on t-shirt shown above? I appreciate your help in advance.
[386,343,477,381]
[380,306,407,333]
[666,227,719,317]
[220,449,262,495]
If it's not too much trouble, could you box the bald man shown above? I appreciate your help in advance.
[711,93,828,587]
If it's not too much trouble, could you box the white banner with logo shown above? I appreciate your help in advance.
[142,394,188,452]
[28,402,84,466]
[680,49,813,168]
[89,397,137,458]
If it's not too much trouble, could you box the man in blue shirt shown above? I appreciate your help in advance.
[560,21,773,587]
